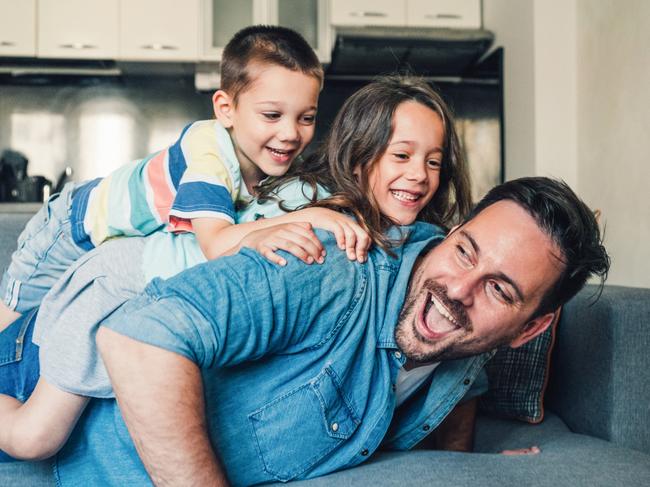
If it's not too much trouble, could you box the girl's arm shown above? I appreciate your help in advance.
[0,379,88,460]
[192,207,371,264]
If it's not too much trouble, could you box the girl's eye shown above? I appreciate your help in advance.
[262,112,281,120]
[393,153,409,160]
[427,159,442,169]
[489,281,513,304]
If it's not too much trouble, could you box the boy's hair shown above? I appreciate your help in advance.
[465,177,610,316]
[221,25,323,102]
[258,75,471,252]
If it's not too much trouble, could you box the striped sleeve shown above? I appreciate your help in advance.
[168,121,238,232]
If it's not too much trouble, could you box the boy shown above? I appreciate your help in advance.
[0,25,323,329]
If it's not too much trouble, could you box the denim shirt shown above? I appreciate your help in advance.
[55,223,490,486]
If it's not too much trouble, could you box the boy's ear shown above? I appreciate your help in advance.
[509,311,556,348]
[212,90,234,128]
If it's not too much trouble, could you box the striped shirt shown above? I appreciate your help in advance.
[70,120,250,249]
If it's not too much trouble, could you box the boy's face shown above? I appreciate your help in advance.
[214,64,320,190]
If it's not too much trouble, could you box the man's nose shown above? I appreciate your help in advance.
[444,273,476,307]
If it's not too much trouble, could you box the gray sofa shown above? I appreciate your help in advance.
[1,209,649,486]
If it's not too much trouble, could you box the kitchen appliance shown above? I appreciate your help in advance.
[0,149,52,202]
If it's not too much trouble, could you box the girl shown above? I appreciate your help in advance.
[0,76,471,460]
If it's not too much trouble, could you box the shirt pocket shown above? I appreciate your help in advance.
[249,366,360,481]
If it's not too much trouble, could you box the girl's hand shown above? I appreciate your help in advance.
[292,208,371,263]
[238,222,325,267]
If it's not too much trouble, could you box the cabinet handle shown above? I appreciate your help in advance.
[425,13,463,20]
[350,11,388,18]
[59,43,97,49]
[1,41,16,47]
[140,44,179,51]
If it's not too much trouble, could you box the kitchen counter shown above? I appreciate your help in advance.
[0,202,41,214]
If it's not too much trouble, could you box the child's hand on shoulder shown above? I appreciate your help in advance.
[293,208,371,263]
[238,222,325,267]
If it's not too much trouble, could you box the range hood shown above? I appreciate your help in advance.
[327,27,494,77]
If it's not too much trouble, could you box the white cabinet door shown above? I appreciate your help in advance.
[201,0,268,60]
[120,0,200,61]
[407,0,481,29]
[0,0,36,56]
[271,0,332,62]
[38,0,119,59]
[330,0,405,27]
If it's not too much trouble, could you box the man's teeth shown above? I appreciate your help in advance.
[391,190,419,202]
[431,296,458,326]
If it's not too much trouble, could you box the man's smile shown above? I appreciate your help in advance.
[415,283,470,341]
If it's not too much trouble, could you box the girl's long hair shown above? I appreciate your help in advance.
[254,75,472,251]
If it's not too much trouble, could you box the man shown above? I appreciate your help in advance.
[2,177,610,486]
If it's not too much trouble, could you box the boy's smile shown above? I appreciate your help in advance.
[214,64,321,193]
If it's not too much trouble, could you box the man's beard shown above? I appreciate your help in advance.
[395,279,523,363]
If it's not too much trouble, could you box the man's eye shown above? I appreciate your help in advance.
[490,281,513,303]
[456,244,471,264]
[262,112,281,120]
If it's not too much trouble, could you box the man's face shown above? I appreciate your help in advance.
[396,200,564,363]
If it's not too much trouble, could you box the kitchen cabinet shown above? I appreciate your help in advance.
[38,0,119,59]
[120,0,200,61]
[407,0,481,29]
[329,0,405,27]
[0,0,36,57]
[201,0,331,62]
[330,0,482,29]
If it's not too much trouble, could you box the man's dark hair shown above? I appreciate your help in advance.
[221,25,323,103]
[465,177,610,316]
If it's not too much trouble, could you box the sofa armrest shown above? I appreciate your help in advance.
[546,284,650,453]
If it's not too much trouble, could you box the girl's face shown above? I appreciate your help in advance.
[365,101,445,225]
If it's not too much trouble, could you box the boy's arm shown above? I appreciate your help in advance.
[193,207,370,263]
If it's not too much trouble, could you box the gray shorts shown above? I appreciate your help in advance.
[34,237,148,398]
[1,183,85,313]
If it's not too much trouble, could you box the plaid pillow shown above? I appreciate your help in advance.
[478,308,561,424]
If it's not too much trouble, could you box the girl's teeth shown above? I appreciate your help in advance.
[391,190,419,202]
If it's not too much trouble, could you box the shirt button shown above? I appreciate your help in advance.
[15,338,22,345]
[463,379,471,386]
[391,383,396,392]
[331,422,339,432]
[361,449,369,456]
[394,351,402,359]
[422,424,430,431]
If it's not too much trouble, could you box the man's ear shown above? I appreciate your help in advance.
[212,89,234,128]
[509,311,556,348]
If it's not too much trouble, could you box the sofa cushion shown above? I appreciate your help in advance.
[478,308,561,423]
[279,413,650,486]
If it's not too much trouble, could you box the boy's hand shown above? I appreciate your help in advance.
[292,208,371,263]
[238,222,325,267]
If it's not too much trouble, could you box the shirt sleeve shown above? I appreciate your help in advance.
[168,121,238,231]
[100,232,363,369]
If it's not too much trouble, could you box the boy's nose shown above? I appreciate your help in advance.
[278,120,300,142]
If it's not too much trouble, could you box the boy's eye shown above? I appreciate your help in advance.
[300,114,316,125]
[262,112,281,120]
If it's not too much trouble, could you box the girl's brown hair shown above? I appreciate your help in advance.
[255,75,472,251]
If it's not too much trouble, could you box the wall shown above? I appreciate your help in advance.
[484,0,649,288]
[576,0,650,287]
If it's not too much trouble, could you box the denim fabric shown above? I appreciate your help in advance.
[55,223,491,486]
[0,183,86,313]
[0,310,40,462]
